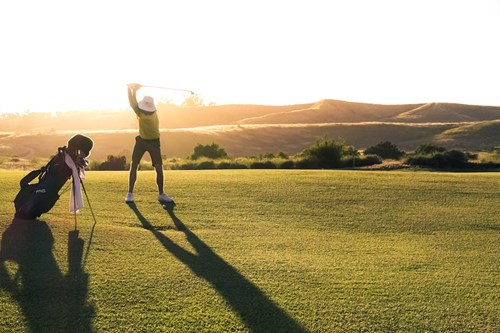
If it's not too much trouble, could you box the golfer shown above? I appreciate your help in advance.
[125,83,174,203]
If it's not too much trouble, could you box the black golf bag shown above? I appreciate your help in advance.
[13,135,93,219]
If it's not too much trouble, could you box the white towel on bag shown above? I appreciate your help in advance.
[64,152,85,213]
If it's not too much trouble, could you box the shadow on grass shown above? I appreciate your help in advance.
[127,202,307,333]
[0,218,95,333]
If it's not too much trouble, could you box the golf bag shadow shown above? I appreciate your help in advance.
[13,135,93,220]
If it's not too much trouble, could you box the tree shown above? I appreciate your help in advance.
[364,141,405,160]
[190,143,228,160]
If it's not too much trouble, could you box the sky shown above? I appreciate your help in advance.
[0,0,499,114]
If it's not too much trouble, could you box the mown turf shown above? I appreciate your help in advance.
[0,170,499,332]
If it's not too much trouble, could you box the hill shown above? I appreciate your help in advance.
[0,122,488,161]
[0,99,499,159]
[237,100,421,124]
[434,119,500,150]
[391,102,500,123]
[1,100,499,132]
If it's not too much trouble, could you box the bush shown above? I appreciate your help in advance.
[88,160,101,171]
[301,137,345,168]
[190,143,228,160]
[362,154,383,166]
[138,162,154,170]
[343,145,360,157]
[341,154,382,167]
[262,152,276,159]
[99,155,128,170]
[217,162,248,169]
[406,150,469,168]
[177,162,196,170]
[364,141,405,160]
[414,143,446,155]
[277,152,289,159]
[250,161,277,169]
[443,150,469,167]
[279,160,295,169]
[294,158,320,169]
[195,160,217,170]
[466,152,478,160]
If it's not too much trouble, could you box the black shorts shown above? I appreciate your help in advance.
[131,136,162,166]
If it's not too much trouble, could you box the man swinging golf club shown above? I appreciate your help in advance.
[125,83,174,203]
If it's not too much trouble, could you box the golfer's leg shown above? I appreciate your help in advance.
[129,137,145,193]
[128,162,139,193]
[154,163,164,194]
[148,139,164,195]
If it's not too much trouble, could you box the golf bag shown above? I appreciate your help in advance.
[13,135,93,219]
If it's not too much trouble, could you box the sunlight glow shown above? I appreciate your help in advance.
[1,0,499,114]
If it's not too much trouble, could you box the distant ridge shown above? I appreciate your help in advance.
[0,99,499,159]
[393,102,500,122]
[1,99,499,132]
[237,100,500,125]
[237,100,423,124]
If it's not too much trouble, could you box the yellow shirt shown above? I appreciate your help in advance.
[137,112,160,140]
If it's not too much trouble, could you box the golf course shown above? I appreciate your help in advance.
[0,169,498,332]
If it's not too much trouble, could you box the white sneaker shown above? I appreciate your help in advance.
[158,193,174,203]
[125,193,134,203]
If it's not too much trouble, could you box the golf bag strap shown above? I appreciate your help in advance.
[19,169,43,187]
[18,146,67,187]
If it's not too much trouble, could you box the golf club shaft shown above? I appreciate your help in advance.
[140,85,194,95]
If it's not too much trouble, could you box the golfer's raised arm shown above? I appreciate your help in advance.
[127,83,141,115]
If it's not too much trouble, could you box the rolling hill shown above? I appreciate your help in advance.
[0,99,499,160]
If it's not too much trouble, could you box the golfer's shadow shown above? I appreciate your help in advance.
[127,202,307,333]
[0,218,95,333]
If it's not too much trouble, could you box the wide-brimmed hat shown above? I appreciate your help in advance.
[138,96,156,112]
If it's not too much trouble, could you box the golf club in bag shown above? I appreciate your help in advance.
[14,134,94,220]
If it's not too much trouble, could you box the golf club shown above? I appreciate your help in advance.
[136,84,195,95]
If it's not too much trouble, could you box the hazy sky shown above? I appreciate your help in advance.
[1,0,499,114]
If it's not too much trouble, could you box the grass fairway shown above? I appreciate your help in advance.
[0,169,499,332]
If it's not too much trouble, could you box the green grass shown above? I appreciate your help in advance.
[0,170,499,332]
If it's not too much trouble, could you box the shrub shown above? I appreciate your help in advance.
[217,161,248,169]
[414,143,446,155]
[343,145,360,157]
[99,155,127,170]
[139,162,155,170]
[443,150,469,167]
[277,152,289,159]
[88,160,101,171]
[406,150,469,168]
[341,154,382,167]
[195,160,217,170]
[178,162,196,170]
[364,141,405,160]
[279,160,295,169]
[301,137,345,168]
[190,143,228,160]
[262,152,276,159]
[363,154,383,166]
[250,161,277,169]
[294,158,320,169]
[466,152,478,160]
